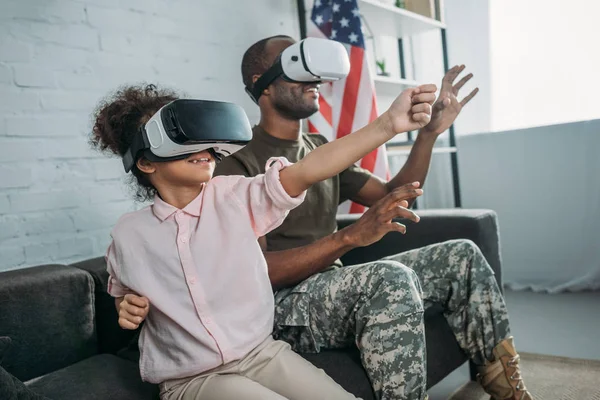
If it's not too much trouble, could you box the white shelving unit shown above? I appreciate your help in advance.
[360,0,444,114]
[373,76,419,97]
[358,0,445,38]
[358,0,462,208]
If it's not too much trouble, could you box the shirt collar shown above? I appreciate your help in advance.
[152,185,204,221]
[253,125,304,148]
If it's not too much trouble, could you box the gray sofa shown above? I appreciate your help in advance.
[0,209,502,399]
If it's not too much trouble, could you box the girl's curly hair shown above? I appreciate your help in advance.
[90,84,179,201]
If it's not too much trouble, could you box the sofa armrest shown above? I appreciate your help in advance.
[71,257,139,355]
[337,209,502,287]
[0,265,98,381]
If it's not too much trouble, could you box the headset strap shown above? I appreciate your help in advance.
[247,61,284,104]
[122,127,150,172]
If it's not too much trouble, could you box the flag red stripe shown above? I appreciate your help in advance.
[336,46,364,140]
[349,201,366,214]
[318,96,333,126]
[351,79,380,214]
[308,120,318,133]
[370,91,378,121]
[359,95,379,172]
[360,148,377,174]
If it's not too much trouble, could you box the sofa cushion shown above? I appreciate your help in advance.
[0,364,51,400]
[111,310,467,398]
[0,336,10,362]
[298,309,468,399]
[300,349,375,400]
[116,341,375,400]
[0,265,97,381]
[424,307,468,386]
[26,354,158,400]
[1,335,51,400]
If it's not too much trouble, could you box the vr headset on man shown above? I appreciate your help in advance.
[246,37,350,103]
[123,38,350,173]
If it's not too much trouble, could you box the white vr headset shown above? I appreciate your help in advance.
[246,37,350,103]
[123,99,252,172]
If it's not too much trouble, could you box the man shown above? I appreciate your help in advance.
[119,36,532,400]
[219,35,531,400]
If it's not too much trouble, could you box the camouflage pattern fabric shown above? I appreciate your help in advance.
[273,239,511,400]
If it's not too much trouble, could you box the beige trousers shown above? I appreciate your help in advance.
[159,337,360,400]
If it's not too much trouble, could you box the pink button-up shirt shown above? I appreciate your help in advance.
[106,157,305,384]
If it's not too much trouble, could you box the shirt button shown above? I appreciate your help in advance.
[188,277,196,285]
[180,236,187,243]
[204,317,212,325]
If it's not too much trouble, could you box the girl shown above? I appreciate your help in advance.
[91,83,435,400]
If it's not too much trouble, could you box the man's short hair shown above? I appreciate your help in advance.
[241,35,294,91]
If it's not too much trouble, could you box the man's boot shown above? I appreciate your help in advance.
[476,337,533,400]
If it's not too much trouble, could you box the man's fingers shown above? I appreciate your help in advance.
[460,87,479,106]
[453,73,473,93]
[444,65,465,85]
[379,182,423,210]
[412,92,436,105]
[381,205,420,224]
[391,181,422,193]
[411,103,431,115]
[118,317,139,330]
[389,222,407,235]
[124,294,149,308]
[443,65,461,82]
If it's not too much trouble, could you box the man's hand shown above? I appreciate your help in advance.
[340,182,424,247]
[421,65,479,136]
[383,84,437,135]
[117,294,149,330]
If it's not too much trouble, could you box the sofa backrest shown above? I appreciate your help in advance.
[0,264,98,381]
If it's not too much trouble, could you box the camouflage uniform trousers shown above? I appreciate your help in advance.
[273,239,511,400]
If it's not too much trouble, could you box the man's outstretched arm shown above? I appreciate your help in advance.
[352,65,479,208]
[264,184,422,290]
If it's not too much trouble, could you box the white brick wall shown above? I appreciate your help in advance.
[0,0,300,272]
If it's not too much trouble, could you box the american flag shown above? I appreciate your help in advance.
[306,0,389,214]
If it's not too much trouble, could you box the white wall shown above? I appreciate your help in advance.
[444,0,492,136]
[458,119,600,292]
[399,0,600,134]
[489,0,600,131]
[0,0,299,271]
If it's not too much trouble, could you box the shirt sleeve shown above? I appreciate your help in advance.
[339,163,373,204]
[105,240,134,298]
[230,156,306,238]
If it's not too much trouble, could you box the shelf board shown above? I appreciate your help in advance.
[359,0,445,38]
[374,76,419,97]
[386,145,457,157]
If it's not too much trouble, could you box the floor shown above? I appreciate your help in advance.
[427,289,600,400]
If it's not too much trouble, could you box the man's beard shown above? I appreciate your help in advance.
[271,81,319,120]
